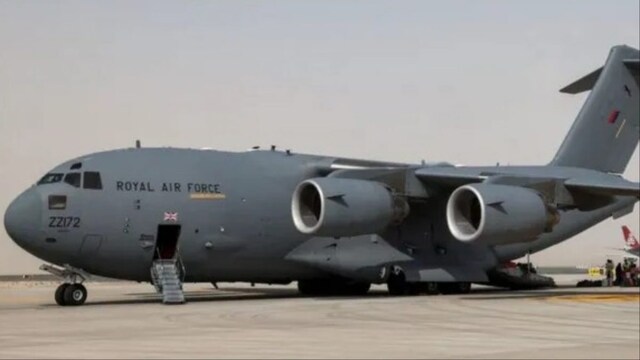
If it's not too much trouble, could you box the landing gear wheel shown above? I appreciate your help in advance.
[387,271,408,296]
[440,282,471,295]
[63,284,87,306]
[406,283,422,296]
[456,282,471,294]
[345,282,371,296]
[298,280,371,296]
[424,282,440,295]
[439,283,456,295]
[298,280,328,296]
[387,270,420,296]
[55,284,69,306]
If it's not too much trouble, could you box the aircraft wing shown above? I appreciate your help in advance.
[415,167,640,198]
[564,177,640,198]
[606,247,640,257]
[413,167,486,187]
[626,248,640,257]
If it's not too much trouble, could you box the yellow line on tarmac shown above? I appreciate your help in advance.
[546,294,640,303]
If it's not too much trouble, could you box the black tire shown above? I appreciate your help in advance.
[298,280,322,296]
[299,280,371,296]
[440,282,471,295]
[424,282,440,295]
[439,283,456,295]
[344,282,371,296]
[406,283,421,296]
[387,271,408,296]
[63,284,87,306]
[55,284,69,306]
[456,282,472,294]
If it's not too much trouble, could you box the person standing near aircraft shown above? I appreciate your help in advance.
[604,260,614,287]
[615,262,623,286]
[621,258,636,286]
[629,263,638,286]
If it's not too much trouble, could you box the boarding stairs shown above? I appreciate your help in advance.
[150,257,186,304]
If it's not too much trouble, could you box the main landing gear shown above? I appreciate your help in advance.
[298,278,371,296]
[387,267,472,296]
[40,264,90,306]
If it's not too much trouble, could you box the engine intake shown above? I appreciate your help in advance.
[446,184,559,246]
[292,178,409,237]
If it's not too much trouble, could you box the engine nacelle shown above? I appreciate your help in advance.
[446,184,559,246]
[291,178,409,237]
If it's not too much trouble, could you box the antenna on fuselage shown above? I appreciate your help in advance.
[135,140,141,149]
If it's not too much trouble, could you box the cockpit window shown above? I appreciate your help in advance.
[64,173,81,188]
[38,173,63,185]
[83,172,103,190]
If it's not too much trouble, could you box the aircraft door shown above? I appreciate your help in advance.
[154,225,181,260]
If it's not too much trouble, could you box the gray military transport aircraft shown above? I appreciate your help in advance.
[4,45,640,306]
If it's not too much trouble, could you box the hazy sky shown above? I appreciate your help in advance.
[1,1,639,275]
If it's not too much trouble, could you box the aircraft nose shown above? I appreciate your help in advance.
[4,188,42,249]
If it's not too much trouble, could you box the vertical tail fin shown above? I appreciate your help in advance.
[622,225,639,248]
[551,45,639,173]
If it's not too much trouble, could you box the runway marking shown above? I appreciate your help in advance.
[546,293,640,303]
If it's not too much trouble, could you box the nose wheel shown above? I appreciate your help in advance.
[55,284,88,306]
[40,264,91,306]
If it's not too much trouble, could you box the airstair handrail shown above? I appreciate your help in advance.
[175,246,186,282]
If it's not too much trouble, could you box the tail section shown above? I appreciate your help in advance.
[622,225,639,249]
[551,45,639,174]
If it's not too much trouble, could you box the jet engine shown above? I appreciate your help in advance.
[446,184,559,246]
[291,178,409,237]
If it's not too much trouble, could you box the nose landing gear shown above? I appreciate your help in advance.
[54,283,88,306]
[41,264,91,306]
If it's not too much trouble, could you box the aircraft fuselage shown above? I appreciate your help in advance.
[6,147,636,286]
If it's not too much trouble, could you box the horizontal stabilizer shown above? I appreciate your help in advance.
[564,177,640,198]
[559,58,639,94]
[560,66,603,94]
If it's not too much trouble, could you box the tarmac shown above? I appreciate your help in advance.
[0,278,638,359]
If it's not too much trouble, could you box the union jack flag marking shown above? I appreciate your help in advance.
[163,212,178,222]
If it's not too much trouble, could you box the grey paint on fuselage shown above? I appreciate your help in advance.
[7,146,636,284]
[12,149,331,282]
[4,44,640,289]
